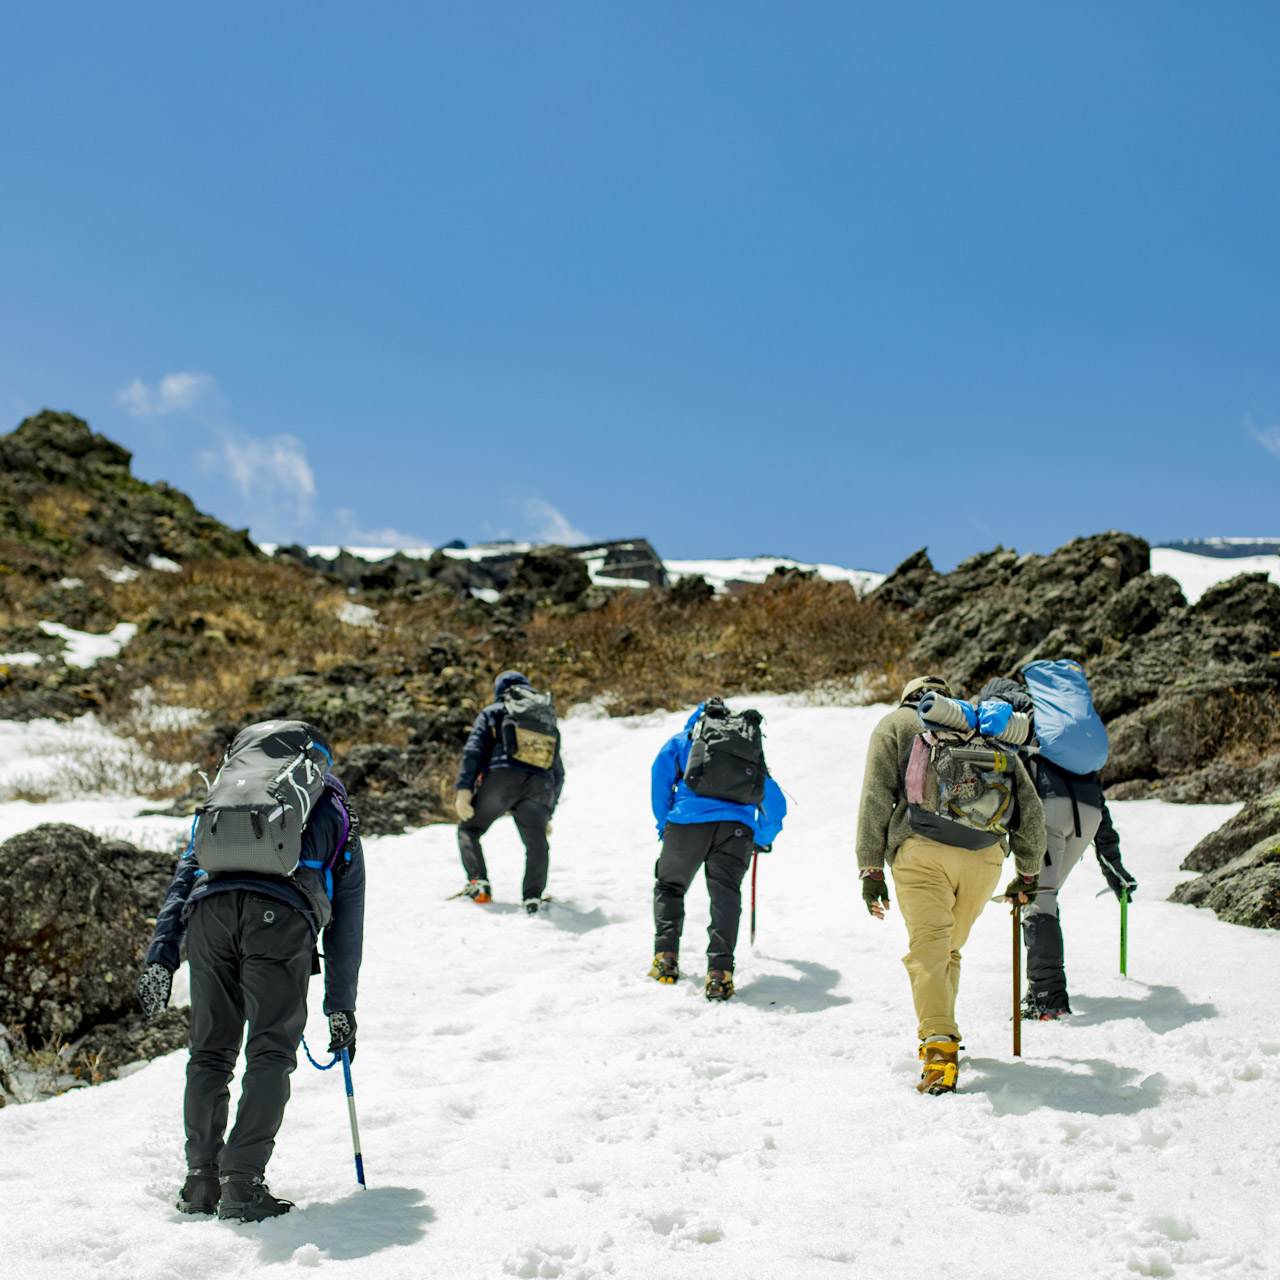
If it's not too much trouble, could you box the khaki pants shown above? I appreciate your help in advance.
[891,834,1005,1042]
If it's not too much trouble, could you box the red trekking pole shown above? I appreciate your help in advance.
[750,851,759,945]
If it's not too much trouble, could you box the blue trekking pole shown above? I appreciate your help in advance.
[341,1049,366,1188]
[302,1035,366,1188]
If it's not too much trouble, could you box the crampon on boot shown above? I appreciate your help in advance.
[460,878,492,903]
[176,1167,220,1215]
[1022,993,1072,1021]
[704,969,735,1002]
[648,951,679,983]
[217,1175,294,1222]
[917,1039,960,1094]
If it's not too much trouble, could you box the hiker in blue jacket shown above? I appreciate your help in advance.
[135,764,364,1222]
[455,670,565,913]
[649,700,787,1000]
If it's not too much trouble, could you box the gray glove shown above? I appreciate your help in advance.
[136,963,173,1019]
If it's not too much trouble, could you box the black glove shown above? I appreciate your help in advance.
[1098,853,1137,902]
[861,869,890,916]
[753,844,772,854]
[327,1010,357,1062]
[1001,873,1039,904]
[136,963,173,1020]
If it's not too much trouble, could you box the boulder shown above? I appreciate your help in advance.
[0,824,175,1048]
[1168,816,1280,930]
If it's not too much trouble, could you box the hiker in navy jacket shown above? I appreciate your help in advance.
[649,701,787,1000]
[455,670,565,912]
[135,767,364,1221]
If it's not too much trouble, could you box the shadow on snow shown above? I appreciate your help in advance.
[736,958,852,1014]
[245,1185,435,1262]
[963,1056,1167,1116]
[1067,983,1217,1034]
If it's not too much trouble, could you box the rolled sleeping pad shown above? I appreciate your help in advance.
[976,700,1033,746]
[917,692,977,734]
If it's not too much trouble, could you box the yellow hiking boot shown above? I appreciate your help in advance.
[917,1039,960,1094]
[648,952,679,983]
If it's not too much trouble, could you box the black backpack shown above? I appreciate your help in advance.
[191,721,333,879]
[501,685,560,770]
[682,699,767,806]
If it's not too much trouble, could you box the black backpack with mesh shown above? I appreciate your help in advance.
[682,699,767,806]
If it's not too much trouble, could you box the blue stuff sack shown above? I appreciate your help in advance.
[1021,659,1109,775]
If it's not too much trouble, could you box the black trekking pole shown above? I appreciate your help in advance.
[750,851,759,946]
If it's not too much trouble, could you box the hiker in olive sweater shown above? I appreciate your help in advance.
[857,674,1045,1094]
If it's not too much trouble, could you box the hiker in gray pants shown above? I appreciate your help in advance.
[1022,758,1135,1017]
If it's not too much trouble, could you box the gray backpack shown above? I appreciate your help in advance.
[191,721,333,877]
[501,686,559,769]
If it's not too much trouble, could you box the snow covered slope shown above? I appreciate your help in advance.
[1150,547,1280,605]
[2,699,1277,1279]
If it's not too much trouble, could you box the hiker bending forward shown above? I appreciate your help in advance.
[857,676,1044,1094]
[649,699,787,1001]
[455,670,565,913]
[136,725,364,1222]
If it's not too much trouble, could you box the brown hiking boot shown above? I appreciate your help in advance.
[648,952,679,983]
[704,969,734,1001]
[917,1039,960,1094]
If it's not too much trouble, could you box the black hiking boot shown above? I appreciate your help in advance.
[704,969,734,1001]
[217,1175,294,1222]
[1022,993,1072,1020]
[523,897,547,915]
[176,1167,220,1215]
[648,951,679,983]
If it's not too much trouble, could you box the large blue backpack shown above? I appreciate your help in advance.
[1021,660,1109,775]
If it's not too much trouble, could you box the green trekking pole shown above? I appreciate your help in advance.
[1119,891,1129,978]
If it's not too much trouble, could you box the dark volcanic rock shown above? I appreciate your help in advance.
[0,410,259,569]
[502,546,592,607]
[0,824,176,1048]
[72,1006,191,1079]
[1169,788,1280,930]
[338,742,454,834]
[1179,786,1280,874]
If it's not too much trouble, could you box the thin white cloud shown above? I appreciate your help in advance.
[200,432,315,524]
[118,371,216,416]
[524,498,590,546]
[333,509,430,550]
[1246,411,1280,458]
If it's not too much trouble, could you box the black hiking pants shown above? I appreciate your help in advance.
[654,819,754,971]
[457,767,554,901]
[184,890,313,1178]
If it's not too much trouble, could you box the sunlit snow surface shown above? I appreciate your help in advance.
[2,699,1277,1279]
[1149,548,1280,605]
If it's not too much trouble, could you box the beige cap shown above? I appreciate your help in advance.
[898,674,952,707]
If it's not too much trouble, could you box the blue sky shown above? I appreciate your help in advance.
[2,3,1278,571]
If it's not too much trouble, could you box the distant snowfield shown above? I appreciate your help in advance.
[1149,548,1280,604]
[3,698,1277,1280]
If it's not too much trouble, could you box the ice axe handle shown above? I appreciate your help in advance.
[341,1049,366,1188]
[1012,901,1022,1058]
